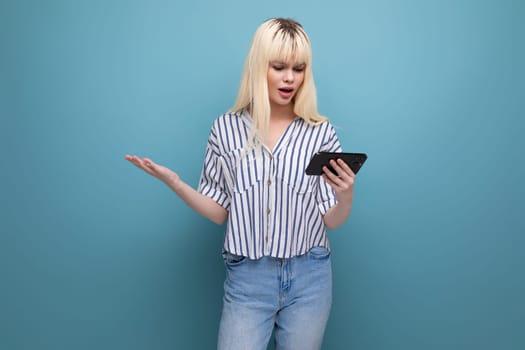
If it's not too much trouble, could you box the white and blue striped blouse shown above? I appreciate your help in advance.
[198,111,342,259]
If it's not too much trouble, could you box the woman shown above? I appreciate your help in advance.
[125,17,355,350]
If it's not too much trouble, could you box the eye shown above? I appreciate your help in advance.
[293,67,305,73]
[272,65,284,71]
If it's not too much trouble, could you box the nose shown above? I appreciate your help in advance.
[283,69,294,83]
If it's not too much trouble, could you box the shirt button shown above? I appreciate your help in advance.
[267,208,271,215]
[267,179,271,185]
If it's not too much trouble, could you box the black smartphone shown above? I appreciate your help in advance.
[305,152,368,176]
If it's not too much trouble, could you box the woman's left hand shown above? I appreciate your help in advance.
[322,158,355,205]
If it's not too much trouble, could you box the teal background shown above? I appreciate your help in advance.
[1,0,524,349]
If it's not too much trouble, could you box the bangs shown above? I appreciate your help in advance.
[267,27,311,65]
[231,17,326,136]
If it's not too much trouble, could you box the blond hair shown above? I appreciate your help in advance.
[231,18,327,143]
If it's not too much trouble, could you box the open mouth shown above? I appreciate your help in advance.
[279,88,293,93]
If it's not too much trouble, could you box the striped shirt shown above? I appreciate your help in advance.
[198,111,342,259]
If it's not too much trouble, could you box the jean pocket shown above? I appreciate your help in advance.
[223,252,248,266]
[308,246,331,260]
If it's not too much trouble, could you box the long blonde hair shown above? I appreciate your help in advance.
[231,18,327,144]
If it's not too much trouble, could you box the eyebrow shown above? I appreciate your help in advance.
[270,61,306,67]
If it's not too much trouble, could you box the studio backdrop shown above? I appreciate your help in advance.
[1,0,523,349]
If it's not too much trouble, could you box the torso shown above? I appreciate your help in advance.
[198,111,342,259]
[265,116,296,152]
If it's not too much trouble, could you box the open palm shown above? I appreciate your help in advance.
[124,155,180,185]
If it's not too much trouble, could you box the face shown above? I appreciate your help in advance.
[267,60,305,108]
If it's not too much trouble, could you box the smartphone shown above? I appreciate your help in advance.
[305,152,368,176]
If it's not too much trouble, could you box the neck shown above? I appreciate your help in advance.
[270,102,295,121]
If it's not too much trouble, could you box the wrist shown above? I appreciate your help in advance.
[336,200,352,211]
[162,173,183,192]
[336,191,354,207]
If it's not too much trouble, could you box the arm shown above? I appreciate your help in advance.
[321,158,355,230]
[125,155,228,225]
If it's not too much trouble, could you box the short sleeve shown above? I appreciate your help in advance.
[197,123,231,210]
[317,123,343,215]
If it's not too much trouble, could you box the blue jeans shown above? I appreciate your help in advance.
[217,247,332,350]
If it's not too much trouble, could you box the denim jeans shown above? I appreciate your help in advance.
[217,247,332,350]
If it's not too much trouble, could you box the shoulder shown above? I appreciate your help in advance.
[308,119,341,146]
[296,117,336,133]
[214,111,245,124]
[210,111,246,130]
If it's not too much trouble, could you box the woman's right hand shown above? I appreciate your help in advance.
[124,154,227,225]
[124,155,181,189]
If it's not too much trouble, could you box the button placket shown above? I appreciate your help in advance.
[265,154,275,255]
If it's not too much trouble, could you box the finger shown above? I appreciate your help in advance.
[124,154,137,162]
[142,157,155,167]
[322,165,338,180]
[327,160,354,190]
[329,159,354,180]
[125,155,138,165]
[325,161,346,181]
[324,161,355,189]
[323,173,354,194]
[322,173,345,192]
[128,156,151,172]
[336,158,355,178]
[125,154,139,161]
[322,165,344,187]
[131,155,143,165]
